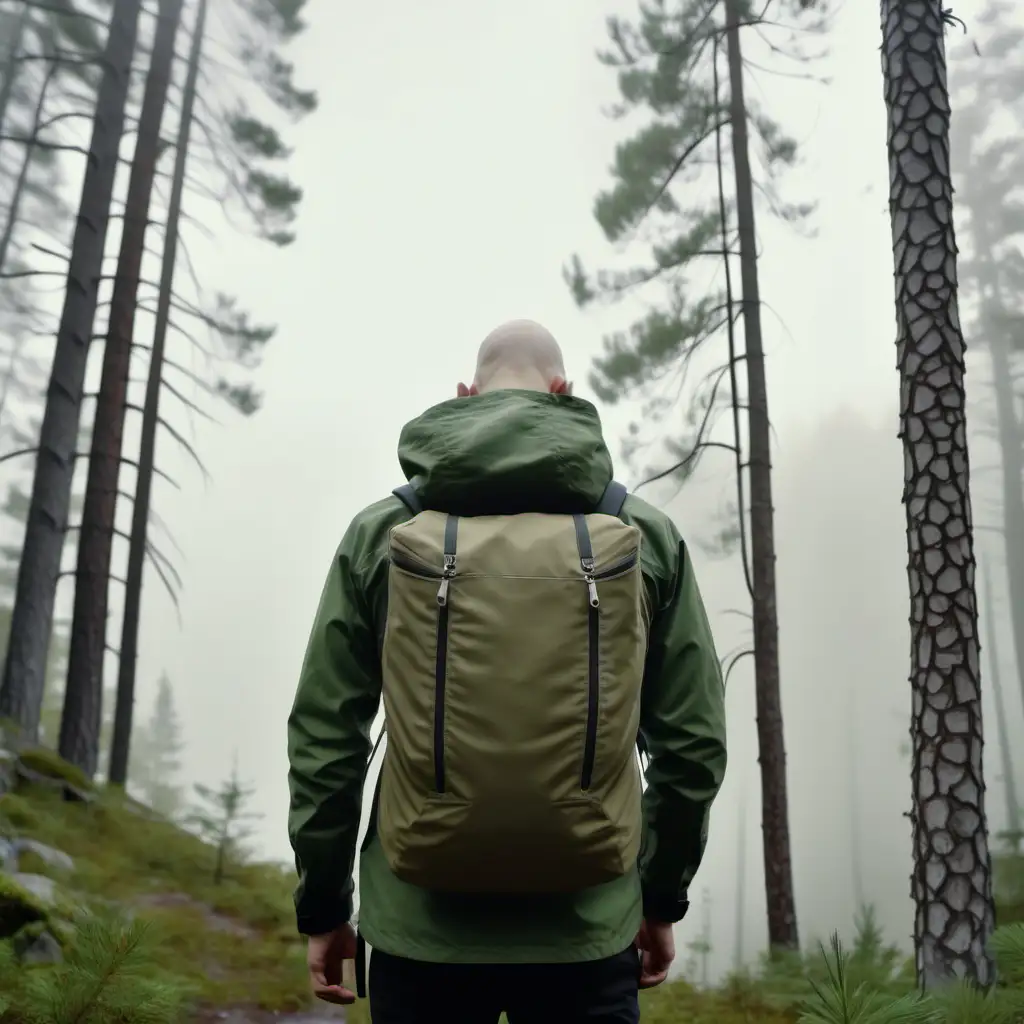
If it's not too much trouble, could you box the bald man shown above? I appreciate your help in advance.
[287,321,727,1023]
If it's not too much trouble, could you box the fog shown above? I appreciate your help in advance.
[64,0,1024,983]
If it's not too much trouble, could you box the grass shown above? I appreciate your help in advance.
[4,749,1024,1022]
[1,774,310,1013]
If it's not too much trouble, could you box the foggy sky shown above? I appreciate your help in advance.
[38,0,1023,983]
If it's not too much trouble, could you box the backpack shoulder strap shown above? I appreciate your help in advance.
[392,483,424,515]
[595,480,628,518]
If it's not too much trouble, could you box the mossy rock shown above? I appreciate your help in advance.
[16,748,92,795]
[0,872,48,939]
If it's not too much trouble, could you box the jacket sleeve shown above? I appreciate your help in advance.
[287,518,384,936]
[638,532,727,924]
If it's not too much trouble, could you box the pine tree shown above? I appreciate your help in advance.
[186,759,260,884]
[981,552,1021,854]
[60,0,186,780]
[567,0,826,952]
[880,0,994,988]
[0,0,143,745]
[109,0,316,785]
[128,672,183,818]
[948,0,1024,718]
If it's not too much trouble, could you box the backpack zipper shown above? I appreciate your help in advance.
[434,516,459,793]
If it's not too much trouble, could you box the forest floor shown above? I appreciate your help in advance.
[5,746,1022,1023]
[0,748,802,1022]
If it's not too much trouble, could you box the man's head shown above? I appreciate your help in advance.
[457,319,572,398]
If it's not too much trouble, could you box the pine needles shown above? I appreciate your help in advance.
[0,910,187,1024]
[798,922,1024,1024]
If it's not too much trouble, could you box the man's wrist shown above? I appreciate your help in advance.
[296,895,353,937]
[642,889,690,925]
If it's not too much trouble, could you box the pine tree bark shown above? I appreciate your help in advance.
[724,0,799,952]
[0,0,142,743]
[880,0,994,988]
[61,0,182,777]
[112,0,207,785]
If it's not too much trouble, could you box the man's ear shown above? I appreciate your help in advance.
[456,382,480,397]
[550,376,571,395]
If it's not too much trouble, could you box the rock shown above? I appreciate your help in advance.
[0,837,16,872]
[14,753,94,804]
[0,748,16,797]
[0,872,47,937]
[15,927,63,965]
[11,872,57,907]
[14,838,74,875]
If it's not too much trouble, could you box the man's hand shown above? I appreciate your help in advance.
[307,923,358,1004]
[635,918,675,989]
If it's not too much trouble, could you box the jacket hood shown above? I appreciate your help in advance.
[397,390,615,515]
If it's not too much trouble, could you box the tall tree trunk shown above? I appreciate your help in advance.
[61,0,182,778]
[985,311,1024,712]
[0,0,142,743]
[880,0,994,988]
[847,687,866,911]
[0,3,33,166]
[724,0,798,952]
[111,0,206,784]
[981,552,1021,852]
[733,780,747,972]
[0,39,57,434]
[0,46,52,276]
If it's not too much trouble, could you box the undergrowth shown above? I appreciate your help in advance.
[0,911,186,1024]
[1,779,308,1011]
[4,753,1024,1022]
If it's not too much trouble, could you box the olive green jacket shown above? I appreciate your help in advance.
[287,390,727,962]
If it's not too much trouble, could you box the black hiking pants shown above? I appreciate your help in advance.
[367,945,641,1022]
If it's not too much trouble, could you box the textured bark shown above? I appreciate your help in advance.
[0,0,142,742]
[880,0,995,988]
[724,0,798,952]
[61,0,182,779]
[980,553,1021,852]
[113,0,206,785]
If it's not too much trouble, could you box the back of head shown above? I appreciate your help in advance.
[459,319,571,396]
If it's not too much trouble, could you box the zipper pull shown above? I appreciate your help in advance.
[581,557,600,608]
[437,554,456,606]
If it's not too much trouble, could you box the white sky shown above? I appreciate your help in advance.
[44,0,1018,981]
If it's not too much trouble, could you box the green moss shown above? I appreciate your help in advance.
[17,847,69,879]
[0,793,37,831]
[3,782,310,1010]
[16,747,91,793]
[0,872,48,939]
[141,903,307,1010]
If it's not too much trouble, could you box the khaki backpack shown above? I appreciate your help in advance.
[374,481,649,894]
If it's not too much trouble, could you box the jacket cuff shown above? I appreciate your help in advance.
[642,889,690,924]
[296,893,353,936]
